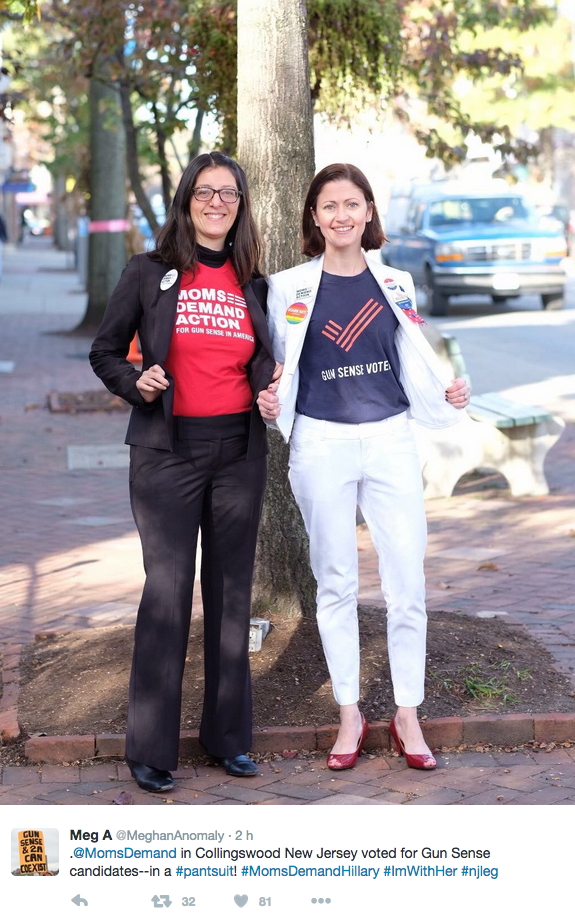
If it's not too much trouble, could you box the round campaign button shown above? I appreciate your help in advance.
[160,269,178,291]
[285,302,308,324]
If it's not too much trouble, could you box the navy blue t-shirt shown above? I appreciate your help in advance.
[296,268,409,423]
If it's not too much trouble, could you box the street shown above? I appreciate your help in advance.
[422,262,575,419]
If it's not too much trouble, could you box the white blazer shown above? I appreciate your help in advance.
[266,253,462,442]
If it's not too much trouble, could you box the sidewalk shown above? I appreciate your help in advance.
[0,238,574,805]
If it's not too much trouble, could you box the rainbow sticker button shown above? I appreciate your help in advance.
[286,302,309,324]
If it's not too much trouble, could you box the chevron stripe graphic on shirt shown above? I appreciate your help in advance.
[322,299,384,352]
[321,319,342,341]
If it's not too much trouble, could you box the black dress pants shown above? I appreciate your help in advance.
[125,419,267,772]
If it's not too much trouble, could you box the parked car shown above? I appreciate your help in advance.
[381,182,567,315]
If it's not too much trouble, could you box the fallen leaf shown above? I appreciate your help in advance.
[113,791,134,805]
[478,562,498,571]
[438,581,451,589]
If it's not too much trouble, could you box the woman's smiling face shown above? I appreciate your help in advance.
[189,166,240,250]
[312,179,373,255]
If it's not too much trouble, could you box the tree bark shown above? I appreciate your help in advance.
[237,0,316,616]
[238,0,314,275]
[189,107,205,159]
[77,70,127,331]
[120,80,160,234]
[151,101,172,213]
[539,125,555,187]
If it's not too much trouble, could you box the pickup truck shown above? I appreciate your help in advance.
[381,182,567,315]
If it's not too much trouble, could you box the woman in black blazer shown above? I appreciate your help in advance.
[90,152,277,792]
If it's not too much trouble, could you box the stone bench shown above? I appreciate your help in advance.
[416,331,565,499]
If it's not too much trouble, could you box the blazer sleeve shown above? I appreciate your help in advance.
[89,256,151,409]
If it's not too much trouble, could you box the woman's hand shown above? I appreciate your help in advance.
[257,381,281,420]
[445,377,470,409]
[271,361,283,383]
[136,364,169,403]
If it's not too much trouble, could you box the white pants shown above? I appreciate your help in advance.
[288,411,427,708]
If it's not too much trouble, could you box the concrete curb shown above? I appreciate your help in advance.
[22,712,575,764]
[0,643,22,743]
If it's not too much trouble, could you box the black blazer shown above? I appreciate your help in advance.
[89,253,276,459]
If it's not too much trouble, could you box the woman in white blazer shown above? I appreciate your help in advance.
[258,164,470,771]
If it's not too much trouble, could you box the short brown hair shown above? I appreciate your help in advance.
[301,163,385,257]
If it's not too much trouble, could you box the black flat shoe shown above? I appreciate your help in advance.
[125,757,175,792]
[215,754,258,777]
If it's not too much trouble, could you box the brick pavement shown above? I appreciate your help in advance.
[1,747,575,806]
[0,238,574,804]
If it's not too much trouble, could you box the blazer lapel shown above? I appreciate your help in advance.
[282,256,323,374]
[367,257,452,386]
[242,281,273,355]
[368,260,428,339]
[152,272,181,366]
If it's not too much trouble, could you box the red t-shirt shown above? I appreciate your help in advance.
[165,260,256,417]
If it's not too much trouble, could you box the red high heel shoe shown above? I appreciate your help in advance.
[389,717,436,770]
[327,713,369,771]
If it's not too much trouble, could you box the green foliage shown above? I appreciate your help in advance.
[3,0,560,197]
[455,13,575,133]
[307,0,404,122]
[397,0,555,165]
[0,0,43,24]
[2,20,90,188]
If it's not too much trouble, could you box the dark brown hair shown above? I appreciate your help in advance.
[301,163,385,257]
[149,152,261,284]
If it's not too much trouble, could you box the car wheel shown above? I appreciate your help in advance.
[541,293,564,310]
[491,295,507,304]
[426,270,449,316]
[429,287,449,316]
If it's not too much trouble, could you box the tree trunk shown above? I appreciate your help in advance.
[120,80,160,235]
[189,107,205,159]
[238,0,314,275]
[237,0,316,616]
[152,101,173,213]
[52,172,69,252]
[77,70,127,331]
[539,126,555,188]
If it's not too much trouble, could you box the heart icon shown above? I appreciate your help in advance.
[234,894,248,908]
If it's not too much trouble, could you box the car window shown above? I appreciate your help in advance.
[413,200,426,231]
[427,199,472,226]
[427,196,529,226]
[405,199,421,231]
